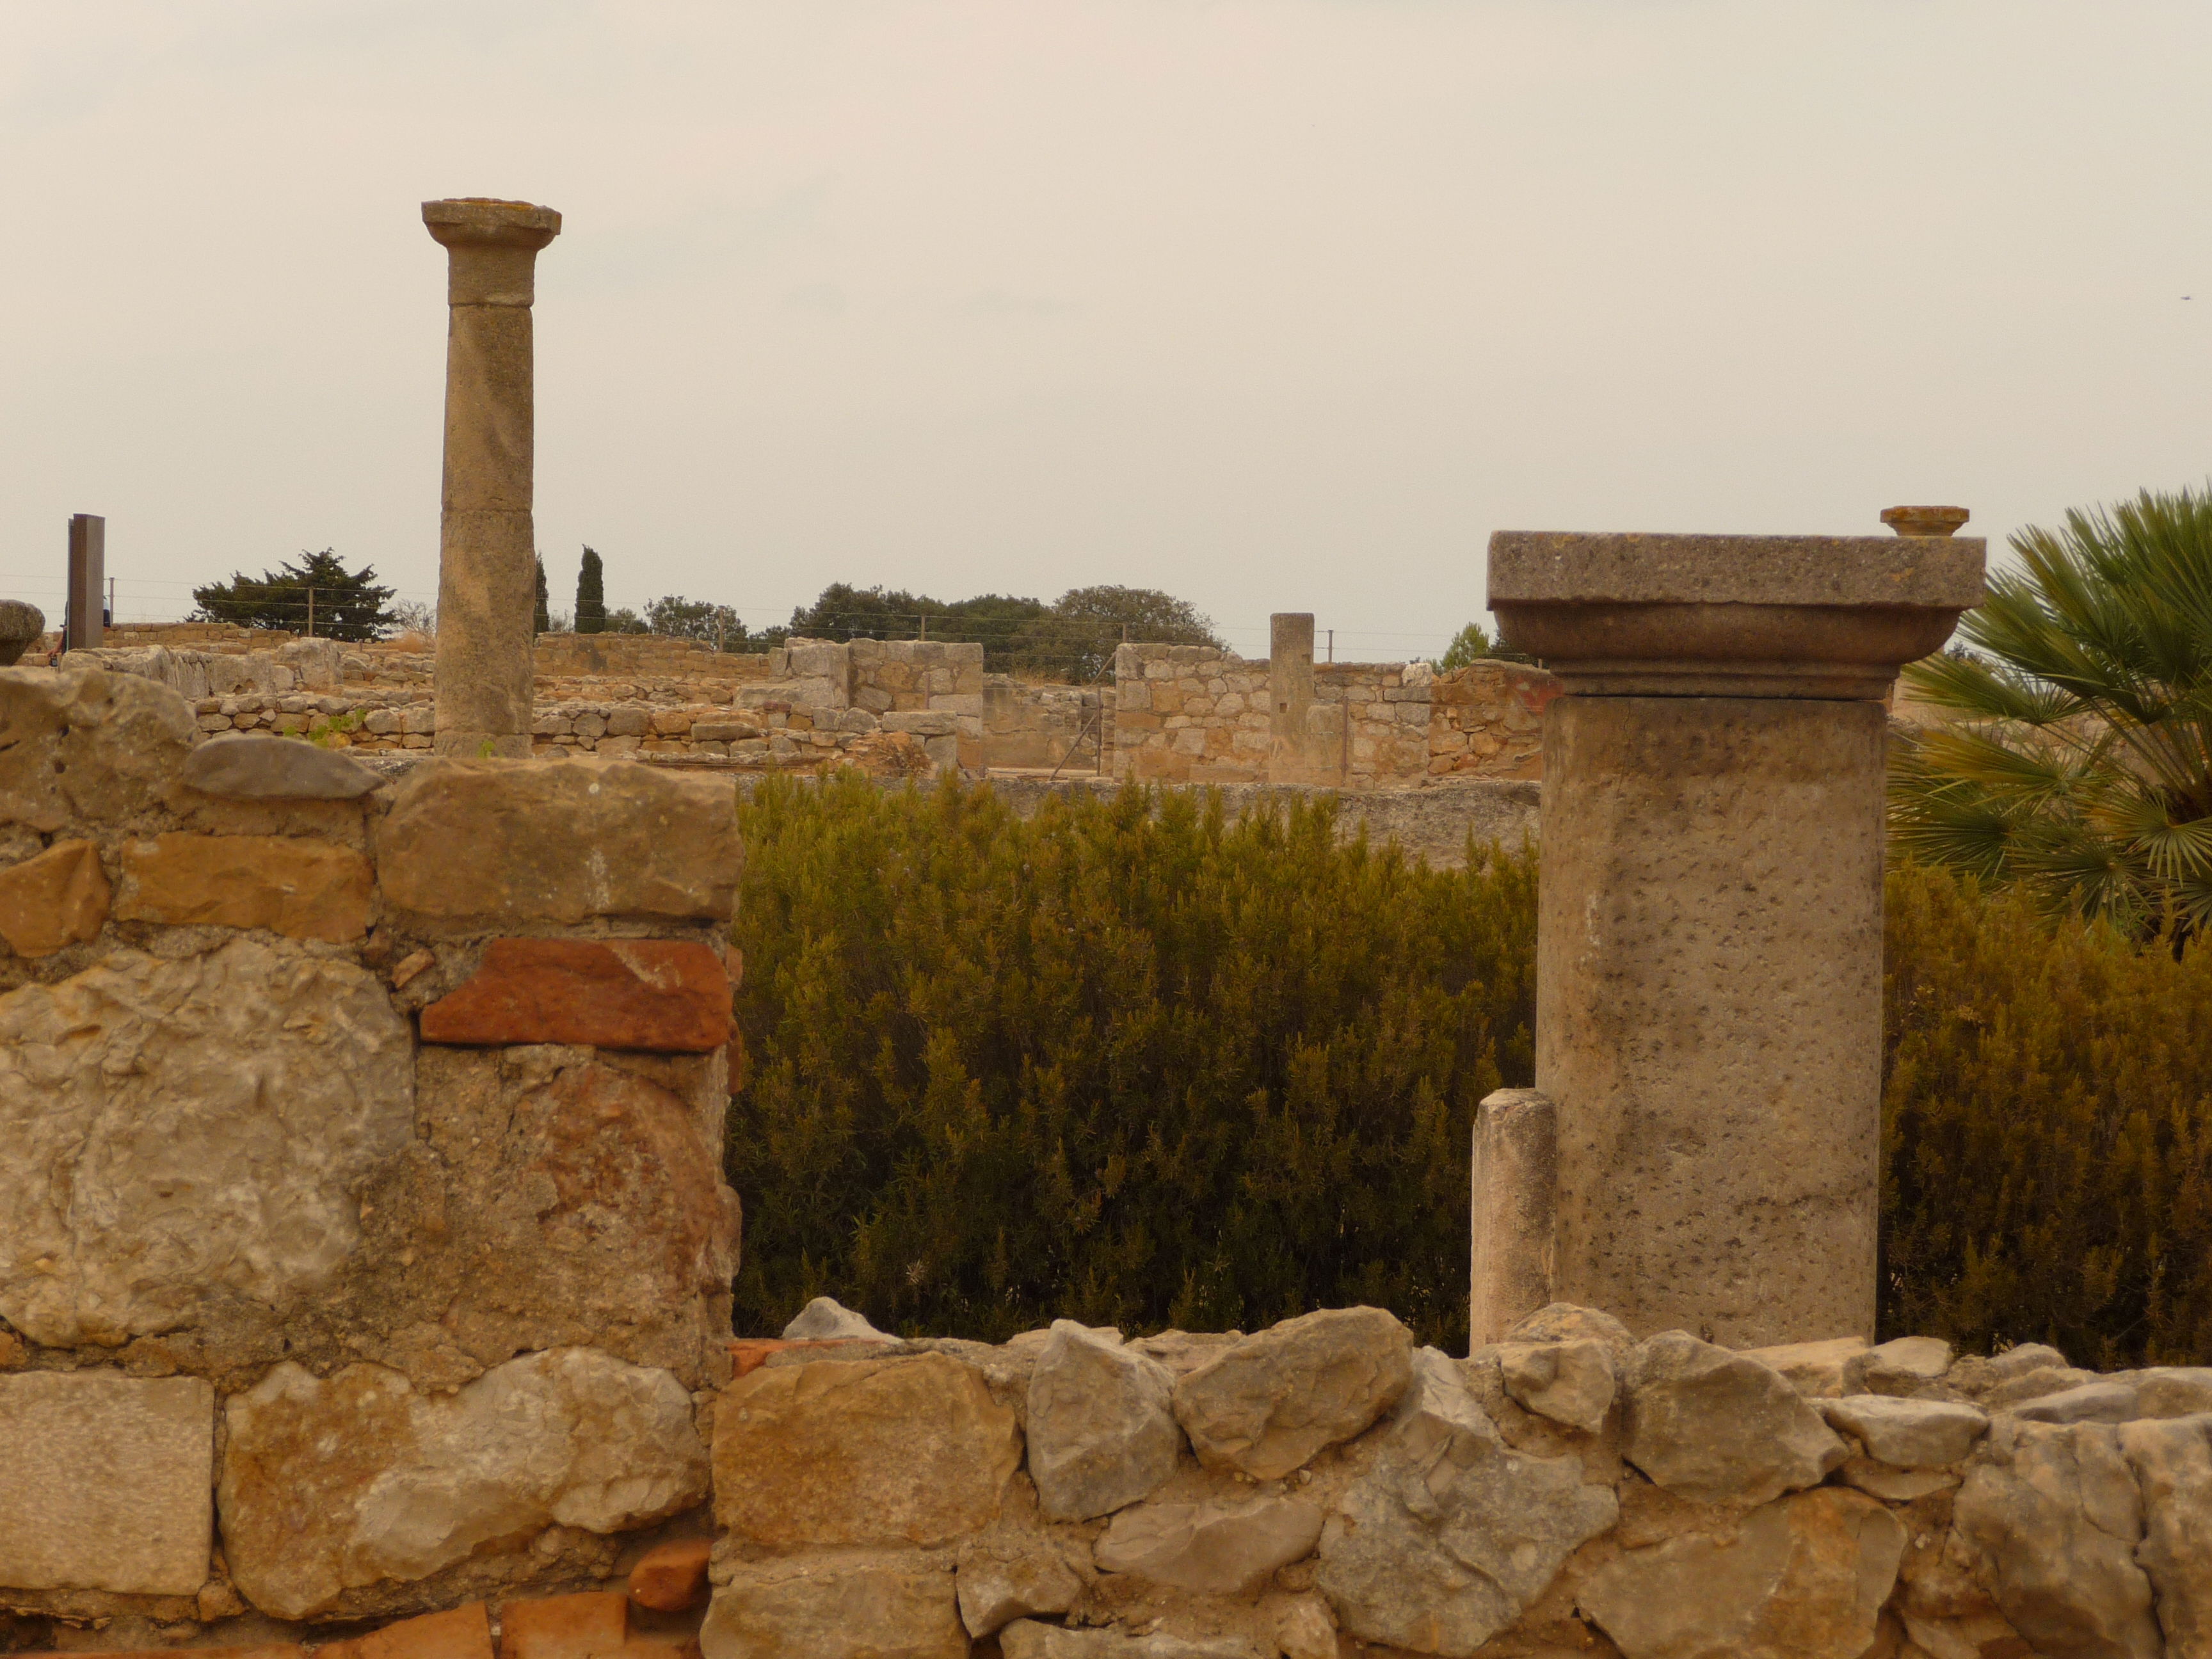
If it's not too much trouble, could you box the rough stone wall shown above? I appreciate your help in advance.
[1313,662,1429,786]
[1109,644,1272,784]
[0,662,742,1644]
[1429,659,1559,780]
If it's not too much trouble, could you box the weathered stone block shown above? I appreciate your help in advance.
[420,939,731,1052]
[1095,1496,1323,1595]
[0,664,196,833]
[220,1347,708,1619]
[1027,1321,1180,1522]
[1173,1306,1412,1480]
[714,1352,1019,1550]
[0,1370,214,1596]
[1577,1487,1907,1659]
[627,1538,711,1612]
[0,940,413,1349]
[1820,1394,1987,1468]
[184,733,380,799]
[1621,1331,1847,1506]
[378,759,739,925]
[700,1555,964,1659]
[116,833,373,941]
[0,838,110,956]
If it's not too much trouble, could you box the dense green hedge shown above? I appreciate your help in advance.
[728,776,2212,1363]
[727,774,1535,1352]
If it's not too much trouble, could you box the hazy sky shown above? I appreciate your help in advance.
[4,3,2208,659]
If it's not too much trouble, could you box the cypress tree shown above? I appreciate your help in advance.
[575,546,606,635]
[533,555,550,634]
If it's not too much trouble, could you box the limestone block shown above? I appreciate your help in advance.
[1028,1321,1181,1522]
[1095,1497,1323,1595]
[605,708,652,737]
[781,1295,889,1341]
[1976,1364,2101,1410]
[1953,1418,2161,1659]
[2119,1415,2212,1658]
[1741,1335,1870,1399]
[116,833,373,940]
[0,1370,213,1595]
[1843,1335,1954,1397]
[628,1537,711,1613]
[419,940,731,1052]
[1620,1332,1847,1506]
[0,940,413,1348]
[369,1048,737,1389]
[220,1347,708,1619]
[184,733,380,799]
[1820,1395,1989,1468]
[0,664,196,833]
[1833,1453,1957,1502]
[998,1625,1264,1658]
[1576,1487,1906,1659]
[2138,1366,2212,1419]
[0,838,110,956]
[956,1530,1083,1637]
[1504,1302,1634,1356]
[714,1352,1020,1550]
[700,1555,964,1659]
[1171,1306,1413,1480]
[1315,1349,1616,1655]
[2012,1379,2144,1424]
[1498,1338,1614,1434]
[378,759,740,925]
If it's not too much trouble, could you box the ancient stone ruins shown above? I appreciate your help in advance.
[5,195,2197,1659]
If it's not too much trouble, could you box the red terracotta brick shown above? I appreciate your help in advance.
[421,939,730,1052]
[499,1592,629,1659]
[320,1605,493,1659]
[627,1537,712,1613]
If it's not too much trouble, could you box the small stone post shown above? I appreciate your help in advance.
[1470,1087,1557,1348]
[422,198,561,757]
[1487,522,1983,1345]
[1268,612,1340,784]
[65,514,104,651]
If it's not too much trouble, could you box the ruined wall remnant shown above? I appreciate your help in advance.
[1484,527,1985,1348]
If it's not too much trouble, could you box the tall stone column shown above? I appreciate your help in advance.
[1486,525,1982,1345]
[422,198,561,757]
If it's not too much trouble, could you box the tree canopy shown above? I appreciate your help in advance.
[191,550,396,642]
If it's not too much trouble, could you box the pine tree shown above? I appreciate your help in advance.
[533,556,550,635]
[575,546,606,636]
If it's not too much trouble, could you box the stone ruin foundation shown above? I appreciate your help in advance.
[3,187,2184,1658]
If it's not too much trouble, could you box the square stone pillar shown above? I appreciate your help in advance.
[422,198,561,757]
[1267,612,1341,784]
[66,514,104,650]
[1486,526,1983,1345]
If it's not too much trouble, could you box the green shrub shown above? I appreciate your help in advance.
[1882,860,2212,1364]
[726,773,1536,1350]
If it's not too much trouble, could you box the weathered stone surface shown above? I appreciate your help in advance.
[998,1625,1264,1658]
[0,664,196,832]
[628,1537,711,1612]
[1621,1332,1847,1506]
[1833,1454,1957,1502]
[1316,1349,1617,1655]
[783,1295,889,1340]
[0,1370,214,1595]
[715,1352,1018,1550]
[1505,1301,1634,1355]
[1029,1321,1181,1522]
[2138,1366,2212,1419]
[2120,1415,2212,1658]
[1577,1487,1906,1659]
[0,940,413,1347]
[185,733,380,799]
[1095,1497,1323,1595]
[0,838,109,956]
[116,833,373,941]
[219,1346,707,1619]
[343,1047,737,1392]
[1820,1395,1988,1468]
[1172,1306,1413,1480]
[1469,1087,1556,1346]
[1844,1335,1953,1397]
[1953,1418,2161,1659]
[378,759,740,924]
[1499,1338,1615,1434]
[420,939,731,1052]
[1980,1364,2101,1410]
[701,1555,965,1659]
[318,1602,493,1659]
[2012,1380,2143,1425]
[1742,1336,1870,1399]
[958,1532,1083,1637]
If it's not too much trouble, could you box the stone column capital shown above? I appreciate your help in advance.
[1487,530,1986,698]
[422,198,561,307]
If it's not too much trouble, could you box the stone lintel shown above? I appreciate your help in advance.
[1487,531,1986,698]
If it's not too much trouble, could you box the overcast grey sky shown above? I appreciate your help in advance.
[4,2,2208,659]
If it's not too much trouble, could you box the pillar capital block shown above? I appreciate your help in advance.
[1487,530,1985,698]
[423,199,561,308]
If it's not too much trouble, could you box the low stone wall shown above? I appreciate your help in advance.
[1110,645,1271,783]
[1428,661,1557,780]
